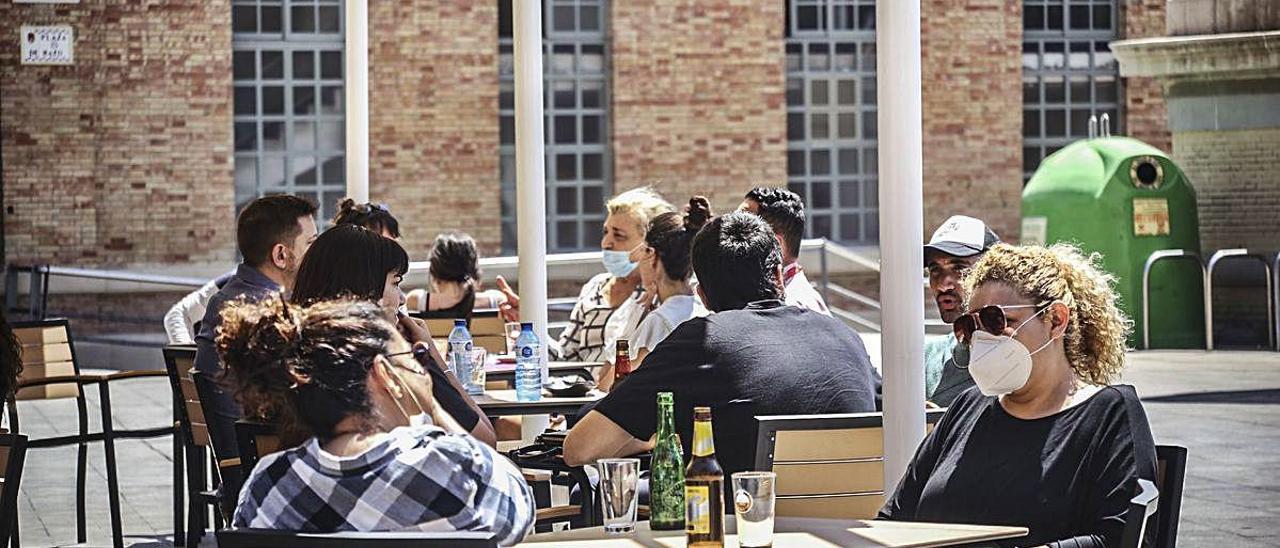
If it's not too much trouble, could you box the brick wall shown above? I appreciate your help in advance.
[920,0,1025,241]
[1174,128,1280,252]
[368,1,501,257]
[1122,0,1172,152]
[610,0,788,215]
[1,2,235,268]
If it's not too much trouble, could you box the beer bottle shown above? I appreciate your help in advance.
[685,406,724,547]
[650,392,685,530]
[613,339,633,385]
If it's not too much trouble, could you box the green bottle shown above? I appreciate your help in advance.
[650,392,686,530]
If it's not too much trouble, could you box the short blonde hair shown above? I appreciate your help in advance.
[963,243,1131,385]
[606,187,674,235]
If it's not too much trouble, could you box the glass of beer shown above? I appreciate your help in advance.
[598,458,641,534]
[732,471,777,548]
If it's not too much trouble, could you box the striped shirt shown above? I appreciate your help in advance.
[556,272,640,362]
[232,423,535,546]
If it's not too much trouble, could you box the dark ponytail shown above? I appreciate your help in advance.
[217,296,396,443]
[645,196,713,282]
[333,198,402,239]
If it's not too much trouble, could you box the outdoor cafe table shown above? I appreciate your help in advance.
[485,360,606,384]
[476,388,604,417]
[516,516,1027,547]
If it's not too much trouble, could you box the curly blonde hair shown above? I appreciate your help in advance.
[962,243,1132,385]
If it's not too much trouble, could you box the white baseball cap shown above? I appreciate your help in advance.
[924,215,1001,264]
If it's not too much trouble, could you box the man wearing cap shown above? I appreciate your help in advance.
[923,215,1000,406]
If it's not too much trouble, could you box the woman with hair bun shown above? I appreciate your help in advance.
[332,198,401,240]
[216,298,533,544]
[405,232,510,319]
[880,243,1157,547]
[597,196,713,389]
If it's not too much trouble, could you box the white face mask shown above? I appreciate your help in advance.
[967,305,1058,396]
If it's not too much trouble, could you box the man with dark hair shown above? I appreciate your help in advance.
[193,194,318,515]
[563,212,877,488]
[739,186,830,316]
[922,215,999,407]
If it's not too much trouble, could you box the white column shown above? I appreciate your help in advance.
[514,0,550,440]
[877,0,926,492]
[344,0,370,203]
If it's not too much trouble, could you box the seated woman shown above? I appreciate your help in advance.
[597,196,711,390]
[406,232,507,319]
[880,243,1157,547]
[289,224,496,446]
[496,187,674,364]
[218,298,534,543]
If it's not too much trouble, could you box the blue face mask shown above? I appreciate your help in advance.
[602,250,638,278]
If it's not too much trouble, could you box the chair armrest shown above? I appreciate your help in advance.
[16,374,106,389]
[218,458,242,469]
[99,370,169,382]
[536,505,583,521]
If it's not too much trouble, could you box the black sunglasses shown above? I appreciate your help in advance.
[953,303,1050,344]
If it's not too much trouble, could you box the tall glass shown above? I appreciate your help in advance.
[598,458,641,534]
[732,471,776,548]
[465,347,487,395]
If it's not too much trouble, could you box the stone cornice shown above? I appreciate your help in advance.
[1111,30,1280,83]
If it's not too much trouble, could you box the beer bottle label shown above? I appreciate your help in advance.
[685,485,711,534]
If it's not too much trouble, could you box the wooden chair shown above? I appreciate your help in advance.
[1120,478,1159,548]
[165,347,240,546]
[426,313,509,355]
[5,318,178,548]
[0,433,30,548]
[234,419,282,483]
[1152,445,1188,548]
[216,529,497,548]
[752,409,946,519]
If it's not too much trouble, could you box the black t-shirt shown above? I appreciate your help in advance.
[414,351,481,432]
[593,300,878,481]
[880,385,1158,548]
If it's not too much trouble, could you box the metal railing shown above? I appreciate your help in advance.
[1141,249,1204,350]
[4,238,890,331]
[1141,247,1279,351]
[1205,249,1274,351]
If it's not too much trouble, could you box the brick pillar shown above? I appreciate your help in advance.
[368,1,501,257]
[920,0,1025,241]
[611,0,787,215]
[1,2,235,267]
[1122,0,1172,152]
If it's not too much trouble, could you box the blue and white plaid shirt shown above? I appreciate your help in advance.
[233,423,535,546]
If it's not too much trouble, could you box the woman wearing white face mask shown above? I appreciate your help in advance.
[501,187,673,363]
[880,243,1157,548]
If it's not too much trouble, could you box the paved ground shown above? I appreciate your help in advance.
[10,345,1280,546]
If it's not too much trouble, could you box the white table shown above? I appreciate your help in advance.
[516,516,1028,547]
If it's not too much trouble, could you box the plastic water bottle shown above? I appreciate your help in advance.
[514,322,542,402]
[448,319,476,392]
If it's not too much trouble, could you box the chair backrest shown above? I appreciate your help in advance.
[235,420,282,479]
[163,346,209,447]
[1120,478,1159,548]
[216,529,498,548]
[10,318,81,401]
[426,315,508,355]
[1153,445,1187,548]
[753,409,946,520]
[0,433,30,542]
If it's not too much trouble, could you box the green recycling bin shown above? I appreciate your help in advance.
[1021,136,1204,349]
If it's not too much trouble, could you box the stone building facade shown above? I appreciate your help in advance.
[2,1,1170,271]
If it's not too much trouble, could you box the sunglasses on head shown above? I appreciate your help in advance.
[953,303,1051,344]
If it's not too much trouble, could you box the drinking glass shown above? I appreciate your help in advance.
[732,471,776,548]
[597,458,640,534]
[465,347,487,395]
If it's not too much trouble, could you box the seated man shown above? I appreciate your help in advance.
[738,187,830,316]
[922,215,998,407]
[564,212,879,485]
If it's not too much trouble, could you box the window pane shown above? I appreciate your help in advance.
[261,6,282,33]
[1070,109,1091,137]
[292,51,314,79]
[261,51,284,79]
[838,181,860,207]
[811,181,832,209]
[581,45,605,73]
[320,85,343,114]
[787,78,804,106]
[291,6,316,33]
[318,6,340,33]
[581,80,603,108]
[554,115,576,144]
[837,112,856,139]
[322,156,344,184]
[810,149,831,175]
[838,148,858,174]
[262,157,286,188]
[318,121,343,150]
[808,43,829,71]
[1045,109,1066,137]
[235,122,257,151]
[557,187,578,214]
[811,79,829,106]
[1044,75,1064,103]
[556,154,577,180]
[1069,76,1090,102]
[235,157,257,196]
[581,6,601,31]
[582,153,603,180]
[837,80,855,105]
[1095,75,1117,101]
[584,186,604,213]
[1024,5,1044,30]
[797,5,821,30]
[294,121,315,150]
[554,81,575,108]
[557,222,578,250]
[262,86,285,114]
[263,121,286,150]
[834,43,855,71]
[235,86,257,116]
[812,215,833,239]
[233,5,257,33]
[234,51,256,80]
[788,112,805,141]
[839,213,861,241]
[1023,110,1041,137]
[1023,76,1038,103]
[320,51,342,79]
[1069,5,1089,29]
[294,156,317,185]
[788,150,806,176]
[582,115,603,144]
[810,113,829,140]
[293,85,316,115]
[862,110,877,138]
